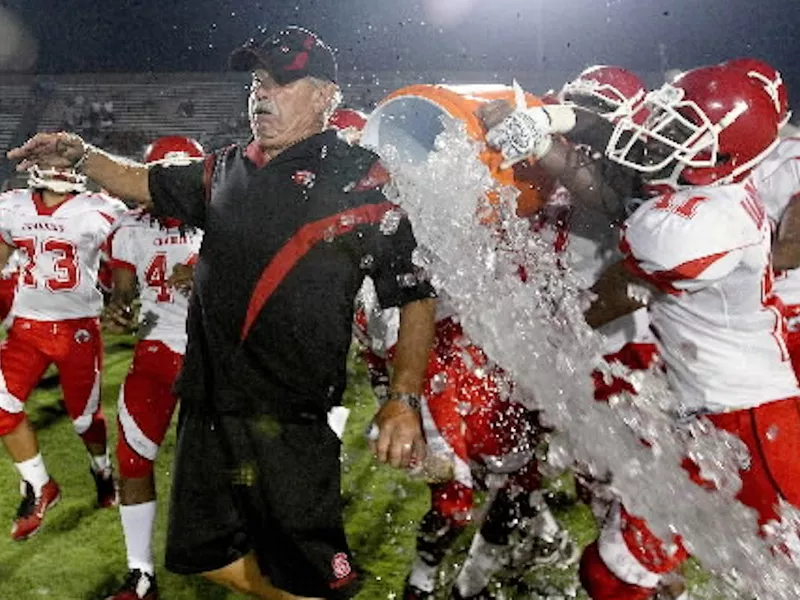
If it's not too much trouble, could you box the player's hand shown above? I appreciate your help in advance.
[167,263,195,296]
[476,99,515,131]
[486,105,578,169]
[485,107,556,169]
[6,132,86,171]
[368,399,426,469]
[102,301,135,334]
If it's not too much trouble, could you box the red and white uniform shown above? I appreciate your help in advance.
[108,212,202,478]
[0,189,126,438]
[581,183,800,599]
[621,182,797,412]
[749,137,800,372]
[354,280,540,522]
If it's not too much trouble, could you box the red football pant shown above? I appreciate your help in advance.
[0,317,105,444]
[424,317,542,520]
[580,397,800,599]
[116,340,182,479]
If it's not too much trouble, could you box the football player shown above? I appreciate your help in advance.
[104,136,204,600]
[0,163,127,540]
[580,64,798,600]
[354,282,572,600]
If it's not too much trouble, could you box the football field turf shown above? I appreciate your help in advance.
[0,332,600,599]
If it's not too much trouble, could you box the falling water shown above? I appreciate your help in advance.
[372,117,800,598]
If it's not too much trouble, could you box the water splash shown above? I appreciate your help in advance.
[376,118,800,598]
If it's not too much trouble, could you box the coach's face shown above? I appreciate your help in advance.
[249,68,331,151]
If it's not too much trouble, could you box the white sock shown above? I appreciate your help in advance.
[408,556,438,593]
[89,451,111,476]
[121,501,156,576]
[455,533,506,597]
[16,453,50,497]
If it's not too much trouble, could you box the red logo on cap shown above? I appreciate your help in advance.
[285,35,316,71]
[331,552,351,579]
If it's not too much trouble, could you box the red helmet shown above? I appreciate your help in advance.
[559,65,648,124]
[329,108,367,143]
[606,64,780,189]
[724,57,791,128]
[143,136,204,164]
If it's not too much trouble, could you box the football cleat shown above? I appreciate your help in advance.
[92,467,119,508]
[11,479,61,541]
[106,569,158,600]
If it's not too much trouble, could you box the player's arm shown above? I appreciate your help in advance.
[104,266,137,334]
[537,137,638,222]
[479,101,637,221]
[584,260,650,329]
[772,193,800,271]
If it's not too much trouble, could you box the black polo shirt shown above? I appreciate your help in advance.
[148,130,434,417]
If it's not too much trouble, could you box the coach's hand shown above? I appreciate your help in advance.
[7,132,86,171]
[369,399,426,469]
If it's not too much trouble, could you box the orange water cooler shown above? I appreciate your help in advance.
[361,84,554,217]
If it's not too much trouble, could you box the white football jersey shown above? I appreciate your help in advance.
[749,137,800,310]
[0,189,127,321]
[109,212,202,354]
[622,182,799,413]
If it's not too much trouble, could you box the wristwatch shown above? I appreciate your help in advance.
[389,391,422,411]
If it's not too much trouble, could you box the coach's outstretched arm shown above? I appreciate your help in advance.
[7,132,152,208]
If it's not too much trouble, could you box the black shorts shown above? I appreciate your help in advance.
[164,400,361,599]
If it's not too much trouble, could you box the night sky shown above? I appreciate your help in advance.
[3,0,800,112]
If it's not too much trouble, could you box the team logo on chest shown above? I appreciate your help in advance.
[292,170,316,189]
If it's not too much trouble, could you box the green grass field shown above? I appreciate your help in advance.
[0,332,598,600]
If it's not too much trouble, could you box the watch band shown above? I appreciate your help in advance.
[389,391,422,411]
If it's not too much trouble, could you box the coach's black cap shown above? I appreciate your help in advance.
[229,26,338,85]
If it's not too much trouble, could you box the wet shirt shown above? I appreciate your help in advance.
[621,181,799,413]
[148,130,434,417]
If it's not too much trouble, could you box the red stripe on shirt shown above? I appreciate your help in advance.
[241,201,393,340]
[621,251,731,295]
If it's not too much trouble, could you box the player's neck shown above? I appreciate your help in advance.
[40,189,69,208]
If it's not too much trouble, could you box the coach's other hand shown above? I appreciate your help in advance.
[369,399,426,469]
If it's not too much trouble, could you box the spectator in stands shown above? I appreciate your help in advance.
[176,99,195,118]
[100,101,114,129]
